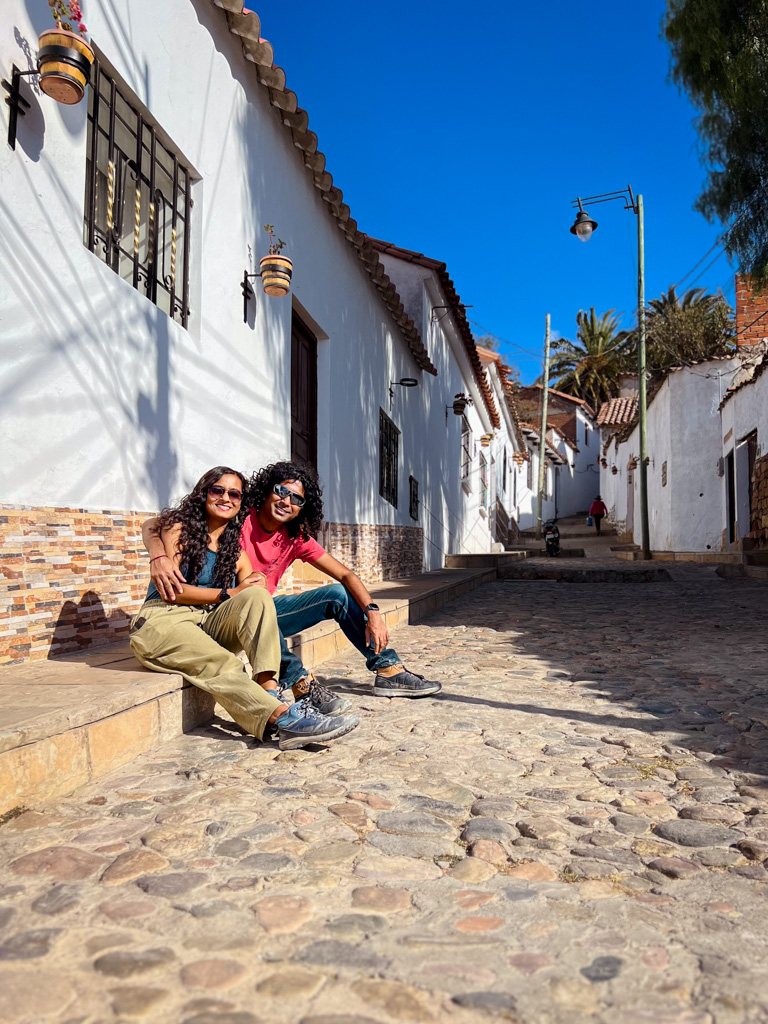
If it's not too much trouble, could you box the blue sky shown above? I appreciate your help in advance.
[262,0,729,383]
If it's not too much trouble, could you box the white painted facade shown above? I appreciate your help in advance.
[720,346,768,548]
[0,0,497,574]
[599,357,738,552]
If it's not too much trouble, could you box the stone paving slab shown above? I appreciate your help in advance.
[1,563,767,1022]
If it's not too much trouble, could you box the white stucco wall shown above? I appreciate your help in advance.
[720,358,768,546]
[1,0,471,573]
[599,358,736,552]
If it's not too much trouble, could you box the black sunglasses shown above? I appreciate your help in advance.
[272,484,305,508]
[208,484,242,502]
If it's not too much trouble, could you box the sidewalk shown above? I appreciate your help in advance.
[0,566,494,815]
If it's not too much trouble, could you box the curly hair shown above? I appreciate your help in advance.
[247,461,324,540]
[157,466,247,587]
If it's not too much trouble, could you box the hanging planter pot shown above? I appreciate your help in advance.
[480,433,493,448]
[452,393,469,415]
[259,253,292,297]
[37,28,94,104]
[611,466,618,475]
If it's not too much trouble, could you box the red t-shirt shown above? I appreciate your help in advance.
[589,500,608,516]
[240,510,325,594]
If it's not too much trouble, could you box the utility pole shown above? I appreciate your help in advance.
[535,313,551,541]
[636,195,651,560]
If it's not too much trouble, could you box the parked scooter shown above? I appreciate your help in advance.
[544,518,560,557]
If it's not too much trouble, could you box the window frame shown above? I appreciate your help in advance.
[461,415,472,481]
[409,475,419,521]
[84,58,193,328]
[480,452,488,508]
[379,408,400,508]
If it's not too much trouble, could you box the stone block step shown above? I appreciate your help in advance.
[0,567,494,815]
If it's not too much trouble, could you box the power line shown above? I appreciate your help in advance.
[467,319,543,359]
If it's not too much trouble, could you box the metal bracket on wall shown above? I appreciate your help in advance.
[431,304,473,324]
[2,65,36,151]
[241,269,262,324]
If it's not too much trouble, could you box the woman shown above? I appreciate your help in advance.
[130,467,358,750]
[589,494,608,536]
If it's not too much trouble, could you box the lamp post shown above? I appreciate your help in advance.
[569,186,650,561]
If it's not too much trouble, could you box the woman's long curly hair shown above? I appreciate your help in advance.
[157,466,248,587]
[247,461,324,540]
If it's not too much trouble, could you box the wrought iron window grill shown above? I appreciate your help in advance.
[461,415,472,480]
[379,408,400,508]
[480,452,488,508]
[84,60,192,328]
[409,475,419,521]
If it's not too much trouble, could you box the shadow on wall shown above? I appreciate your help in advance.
[47,590,130,660]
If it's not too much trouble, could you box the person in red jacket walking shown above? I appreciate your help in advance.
[589,495,608,535]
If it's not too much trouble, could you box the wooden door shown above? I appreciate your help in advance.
[290,314,317,468]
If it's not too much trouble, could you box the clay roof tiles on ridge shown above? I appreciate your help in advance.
[369,238,500,429]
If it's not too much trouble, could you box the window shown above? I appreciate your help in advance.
[461,416,472,480]
[584,424,590,447]
[409,476,419,521]
[379,409,400,507]
[502,447,508,494]
[480,453,488,507]
[527,452,533,490]
[84,60,193,327]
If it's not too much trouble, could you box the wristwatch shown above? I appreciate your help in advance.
[218,588,231,604]
[364,603,380,613]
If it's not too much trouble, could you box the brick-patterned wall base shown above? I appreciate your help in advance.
[0,505,153,665]
[0,506,425,665]
[318,522,423,583]
[750,454,768,547]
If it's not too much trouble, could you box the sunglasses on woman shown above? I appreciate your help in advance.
[208,484,242,502]
[272,484,306,507]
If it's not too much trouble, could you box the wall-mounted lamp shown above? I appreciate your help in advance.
[389,377,418,410]
[3,29,95,150]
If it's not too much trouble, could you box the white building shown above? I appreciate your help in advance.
[597,359,738,553]
[0,0,501,662]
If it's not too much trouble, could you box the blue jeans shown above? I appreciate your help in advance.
[273,584,400,688]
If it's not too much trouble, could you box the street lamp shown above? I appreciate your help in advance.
[568,185,650,560]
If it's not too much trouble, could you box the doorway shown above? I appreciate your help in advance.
[725,449,736,545]
[290,312,317,468]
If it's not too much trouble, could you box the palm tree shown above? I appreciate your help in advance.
[549,307,630,408]
[642,286,734,368]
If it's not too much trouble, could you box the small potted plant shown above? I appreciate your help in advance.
[259,225,293,297]
[38,1,94,105]
[452,392,472,415]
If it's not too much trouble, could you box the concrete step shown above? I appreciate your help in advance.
[614,549,743,564]
[0,566,494,815]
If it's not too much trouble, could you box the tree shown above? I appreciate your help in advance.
[665,0,768,283]
[643,285,735,368]
[550,307,630,408]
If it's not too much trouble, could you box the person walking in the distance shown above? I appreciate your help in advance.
[589,494,608,536]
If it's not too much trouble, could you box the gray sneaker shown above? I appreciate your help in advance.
[275,699,359,751]
[373,668,442,698]
[292,676,353,717]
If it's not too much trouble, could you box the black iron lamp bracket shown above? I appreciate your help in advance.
[241,269,263,324]
[571,186,637,215]
[3,65,37,151]
[431,304,473,324]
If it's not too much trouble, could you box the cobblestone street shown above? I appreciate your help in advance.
[2,566,768,1024]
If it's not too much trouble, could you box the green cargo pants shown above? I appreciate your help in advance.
[129,587,282,740]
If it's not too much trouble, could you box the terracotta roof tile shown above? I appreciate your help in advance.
[368,238,499,428]
[597,396,638,426]
[215,3,437,375]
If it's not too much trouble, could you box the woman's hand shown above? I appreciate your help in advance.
[150,554,186,601]
[232,571,268,595]
[365,610,390,654]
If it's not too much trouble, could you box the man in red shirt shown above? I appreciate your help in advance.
[145,461,441,716]
[589,494,608,535]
